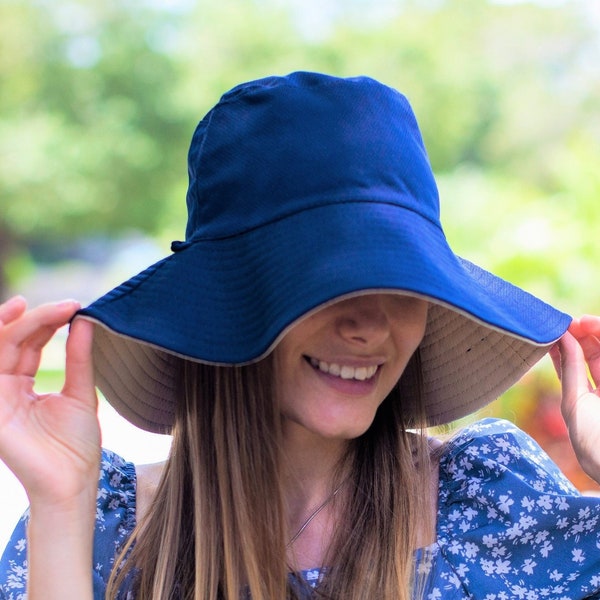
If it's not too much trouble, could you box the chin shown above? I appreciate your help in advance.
[282,406,378,441]
[312,420,375,441]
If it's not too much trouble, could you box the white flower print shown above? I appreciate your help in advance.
[498,495,514,514]
[464,542,479,559]
[3,419,600,600]
[424,419,600,600]
[572,548,585,563]
[522,558,537,575]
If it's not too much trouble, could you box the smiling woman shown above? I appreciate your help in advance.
[1,72,600,600]
[275,293,428,441]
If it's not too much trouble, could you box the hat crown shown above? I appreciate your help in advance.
[184,71,441,242]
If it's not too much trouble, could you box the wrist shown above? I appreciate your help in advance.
[26,478,97,599]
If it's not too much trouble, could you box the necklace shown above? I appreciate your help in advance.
[287,483,344,547]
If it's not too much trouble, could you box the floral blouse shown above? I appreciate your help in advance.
[1,418,599,599]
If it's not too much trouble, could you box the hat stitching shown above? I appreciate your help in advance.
[101,329,174,409]
[421,341,549,407]
[422,328,544,382]
[178,198,443,246]
[93,257,172,305]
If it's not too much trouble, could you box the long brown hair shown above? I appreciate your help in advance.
[107,350,433,599]
[316,350,433,599]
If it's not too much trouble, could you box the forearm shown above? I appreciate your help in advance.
[27,486,97,600]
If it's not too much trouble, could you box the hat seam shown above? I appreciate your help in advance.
[88,257,172,307]
[179,198,443,246]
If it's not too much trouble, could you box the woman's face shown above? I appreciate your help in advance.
[274,293,428,441]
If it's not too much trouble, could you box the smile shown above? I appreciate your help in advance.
[307,357,379,381]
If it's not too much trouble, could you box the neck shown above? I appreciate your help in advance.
[280,421,351,567]
[281,420,349,502]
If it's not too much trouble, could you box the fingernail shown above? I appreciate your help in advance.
[56,299,81,309]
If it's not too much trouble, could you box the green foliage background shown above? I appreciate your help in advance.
[1,0,599,484]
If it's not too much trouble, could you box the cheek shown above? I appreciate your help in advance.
[380,356,411,399]
[386,325,426,392]
[394,308,428,356]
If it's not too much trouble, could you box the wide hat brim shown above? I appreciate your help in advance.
[77,200,571,433]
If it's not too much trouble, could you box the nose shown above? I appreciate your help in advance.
[335,296,391,348]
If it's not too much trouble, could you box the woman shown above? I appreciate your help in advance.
[0,71,599,599]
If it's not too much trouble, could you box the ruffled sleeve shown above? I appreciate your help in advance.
[0,448,136,600]
[421,418,600,599]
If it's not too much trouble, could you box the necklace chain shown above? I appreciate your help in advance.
[287,483,344,547]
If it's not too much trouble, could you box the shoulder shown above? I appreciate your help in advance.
[440,417,577,495]
[432,418,600,598]
[96,448,137,534]
[93,449,140,592]
[98,450,165,522]
[134,460,166,524]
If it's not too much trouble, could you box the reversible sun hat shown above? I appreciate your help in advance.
[77,71,571,433]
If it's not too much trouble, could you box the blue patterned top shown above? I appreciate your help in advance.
[1,419,599,599]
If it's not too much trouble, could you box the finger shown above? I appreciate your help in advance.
[0,296,27,326]
[0,300,80,374]
[557,331,593,419]
[569,315,600,388]
[579,315,600,338]
[576,332,600,390]
[62,318,97,408]
[568,317,584,339]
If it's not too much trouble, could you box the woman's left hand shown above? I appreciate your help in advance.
[551,315,600,483]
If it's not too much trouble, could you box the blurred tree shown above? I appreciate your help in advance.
[1,0,599,488]
[307,0,600,175]
[0,0,191,298]
[1,0,599,316]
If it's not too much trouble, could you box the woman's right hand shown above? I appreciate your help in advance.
[0,296,101,507]
[0,296,100,598]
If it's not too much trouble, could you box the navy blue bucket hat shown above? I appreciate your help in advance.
[77,71,571,433]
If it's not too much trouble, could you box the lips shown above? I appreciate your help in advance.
[307,357,379,381]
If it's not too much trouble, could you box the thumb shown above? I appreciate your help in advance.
[62,317,97,406]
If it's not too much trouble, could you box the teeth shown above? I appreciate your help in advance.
[327,361,341,376]
[309,358,378,381]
